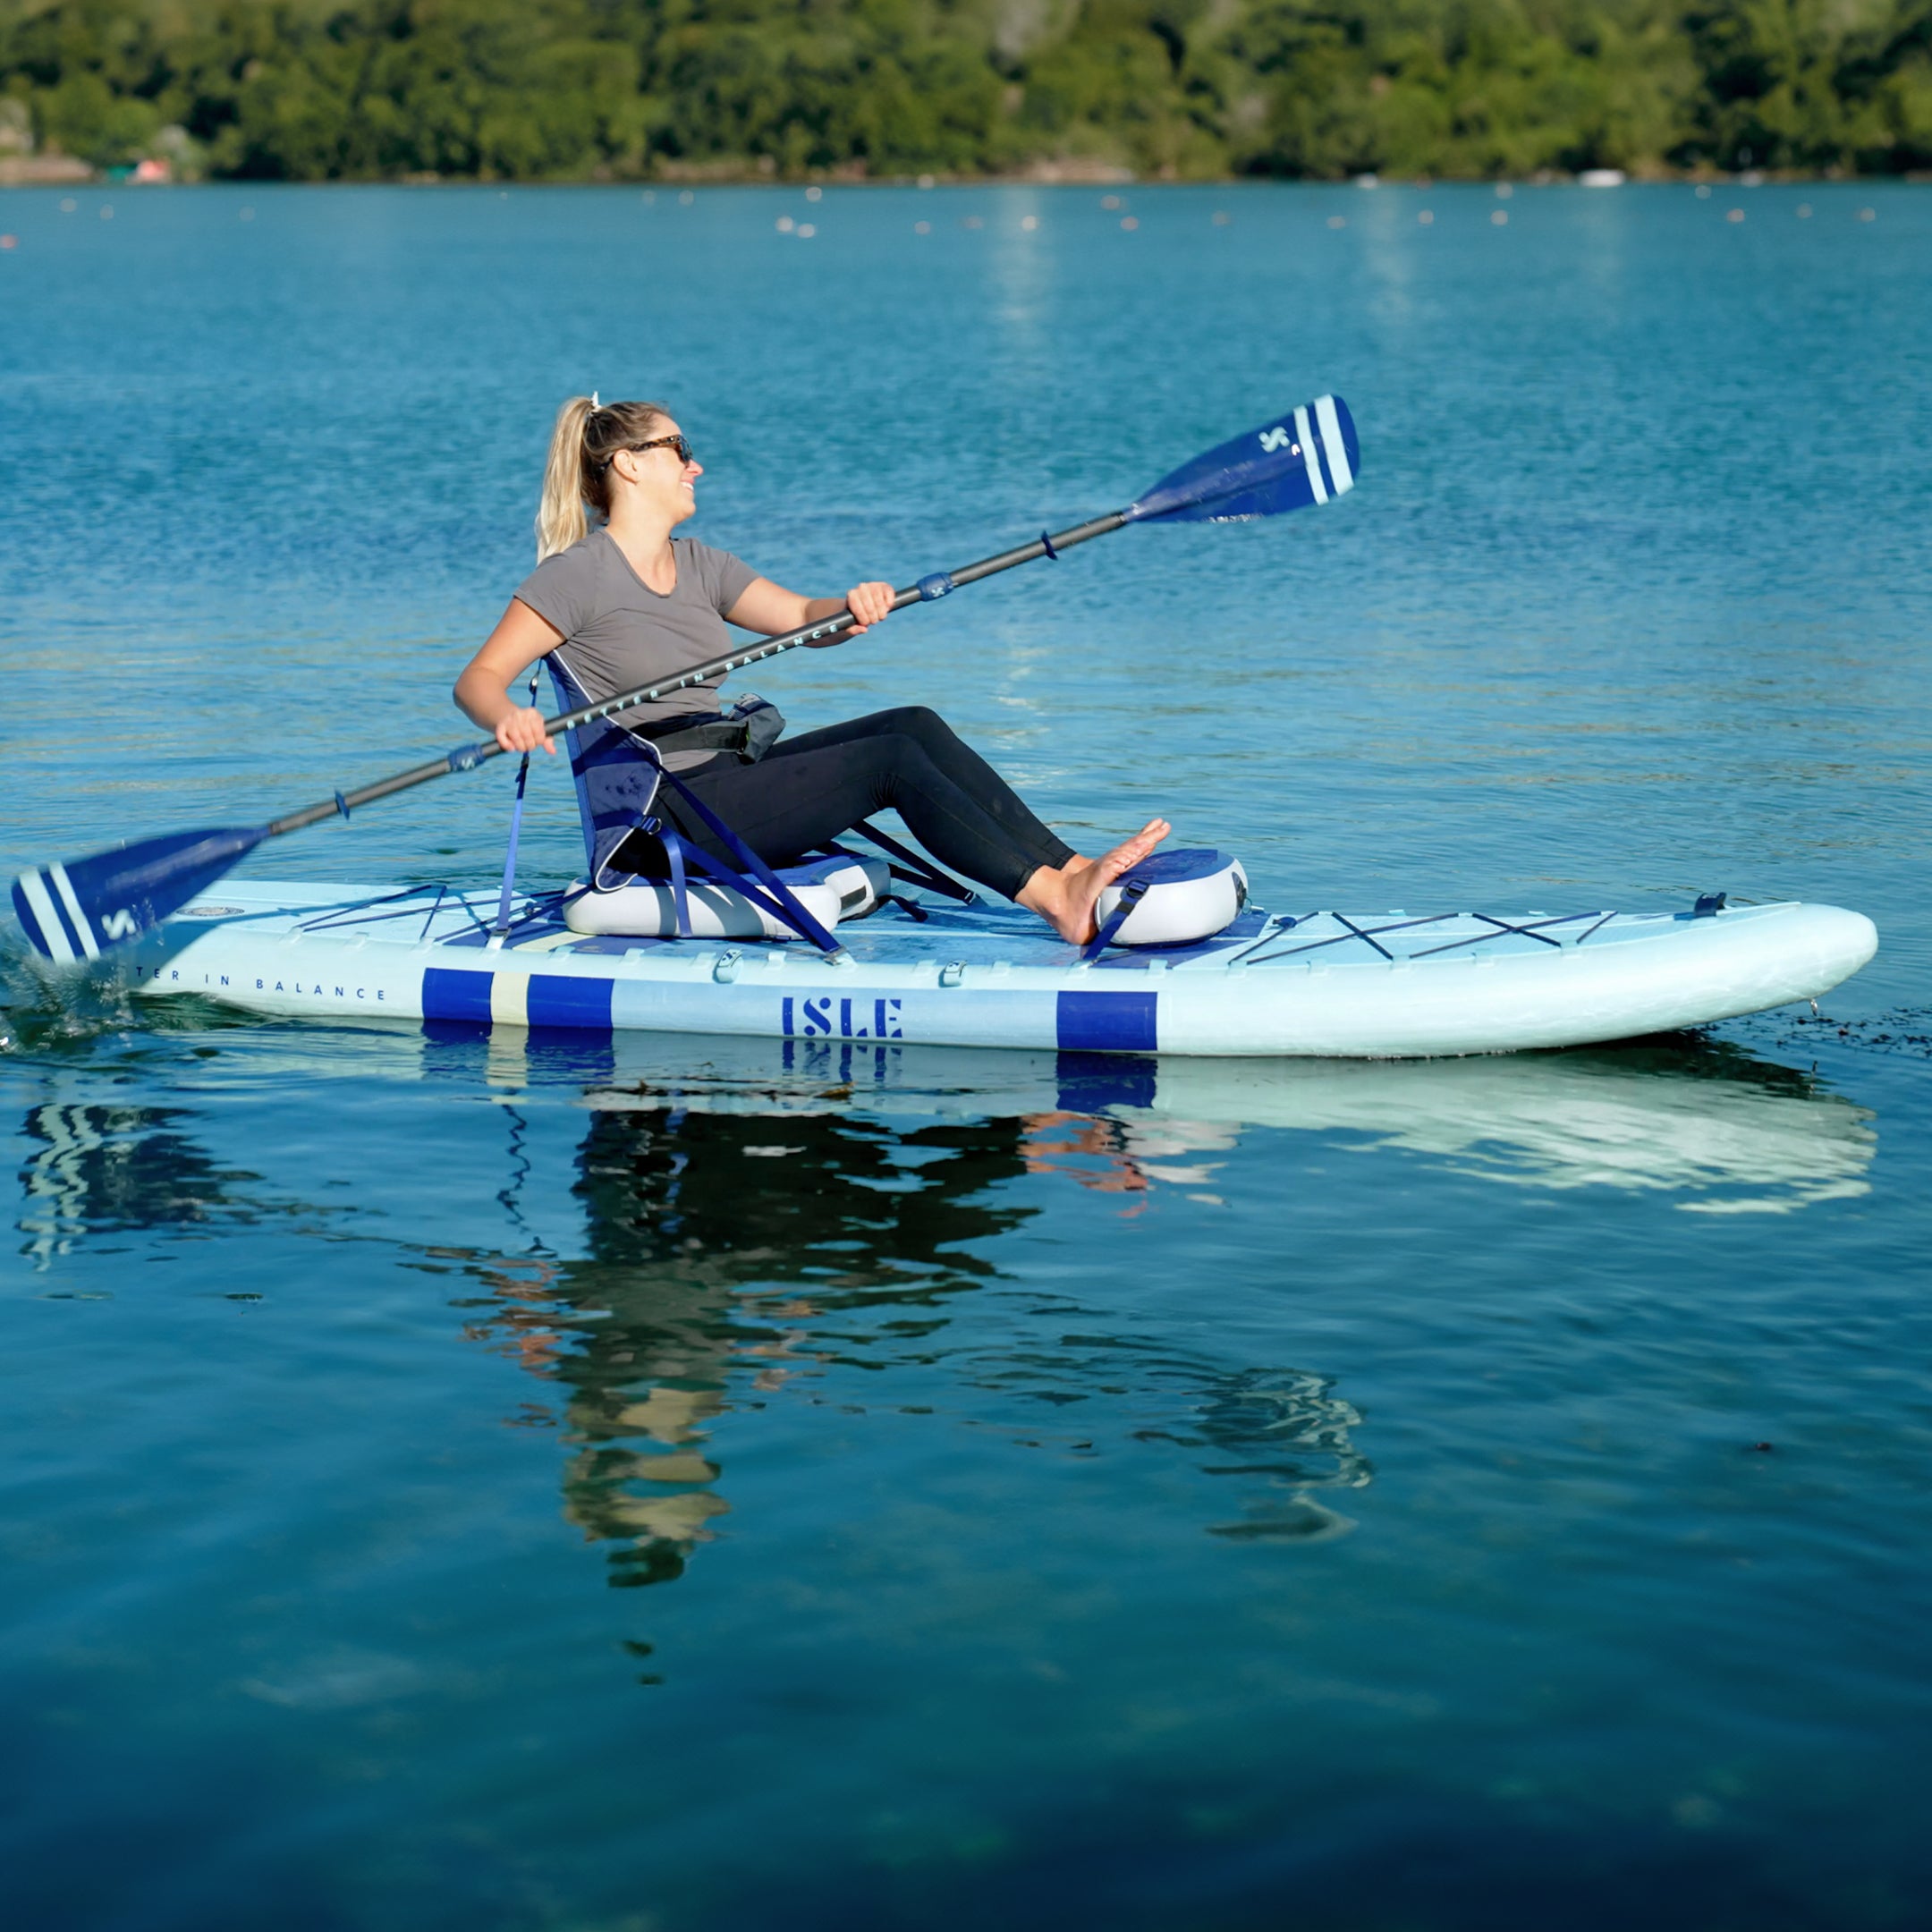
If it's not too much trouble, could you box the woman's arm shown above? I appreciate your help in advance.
[453,599,565,754]
[726,578,895,645]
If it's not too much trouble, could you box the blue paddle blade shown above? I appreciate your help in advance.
[1129,394,1360,523]
[12,826,267,963]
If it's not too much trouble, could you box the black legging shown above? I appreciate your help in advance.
[628,707,1076,901]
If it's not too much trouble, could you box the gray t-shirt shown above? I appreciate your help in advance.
[515,529,759,770]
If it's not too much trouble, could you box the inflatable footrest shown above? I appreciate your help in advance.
[1093,849,1248,948]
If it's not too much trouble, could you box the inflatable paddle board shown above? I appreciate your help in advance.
[122,878,1877,1058]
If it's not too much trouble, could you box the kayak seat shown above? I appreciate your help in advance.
[541,651,844,953]
[561,851,890,941]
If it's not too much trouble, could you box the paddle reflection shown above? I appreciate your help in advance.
[16,1099,267,1269]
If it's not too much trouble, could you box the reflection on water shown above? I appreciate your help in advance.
[1140,1041,1876,1213]
[17,1100,265,1269]
[452,1095,1369,1590]
[446,1028,1869,1594]
[564,1030,1876,1214]
[10,1023,1877,1601]
[509,1101,1032,1589]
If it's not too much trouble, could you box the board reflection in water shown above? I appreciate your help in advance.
[1117,1040,1877,1213]
[456,1086,1371,1593]
[12,1023,1877,1609]
[550,1028,1875,1213]
[443,1025,1872,1595]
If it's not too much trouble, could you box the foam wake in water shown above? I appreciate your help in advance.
[0,928,239,1055]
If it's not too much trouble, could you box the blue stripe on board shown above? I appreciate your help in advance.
[528,973,614,1030]
[421,966,493,1024]
[1056,989,1158,1053]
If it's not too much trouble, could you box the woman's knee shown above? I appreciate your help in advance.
[866,704,953,745]
[850,733,956,809]
[860,731,934,779]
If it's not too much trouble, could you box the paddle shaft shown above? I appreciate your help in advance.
[265,509,1128,838]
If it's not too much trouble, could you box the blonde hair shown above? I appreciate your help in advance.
[535,394,671,561]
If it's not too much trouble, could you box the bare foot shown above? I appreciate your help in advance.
[1019,818,1171,943]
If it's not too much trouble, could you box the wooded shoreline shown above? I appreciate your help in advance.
[3,0,1928,185]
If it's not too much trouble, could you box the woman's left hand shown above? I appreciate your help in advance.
[843,581,895,633]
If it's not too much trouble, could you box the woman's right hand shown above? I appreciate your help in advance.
[495,706,555,756]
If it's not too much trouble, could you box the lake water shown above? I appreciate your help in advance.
[3,182,1929,1930]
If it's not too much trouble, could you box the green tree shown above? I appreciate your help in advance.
[3,0,1929,179]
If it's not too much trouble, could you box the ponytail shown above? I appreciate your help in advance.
[535,395,597,561]
[535,393,672,561]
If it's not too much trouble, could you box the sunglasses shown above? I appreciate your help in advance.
[628,433,695,466]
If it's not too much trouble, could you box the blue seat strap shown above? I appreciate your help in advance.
[848,818,978,904]
[490,672,541,941]
[1082,877,1148,961]
[678,838,839,953]
[655,764,843,954]
[661,824,692,938]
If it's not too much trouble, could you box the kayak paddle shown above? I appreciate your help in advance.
[12,396,1358,965]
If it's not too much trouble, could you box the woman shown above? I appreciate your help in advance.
[454,396,1168,944]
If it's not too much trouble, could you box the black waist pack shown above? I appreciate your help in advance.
[628,694,785,764]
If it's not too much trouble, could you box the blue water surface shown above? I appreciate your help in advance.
[2,181,1929,1931]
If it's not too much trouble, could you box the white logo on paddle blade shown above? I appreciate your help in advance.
[1258,427,1293,452]
[100,909,138,939]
